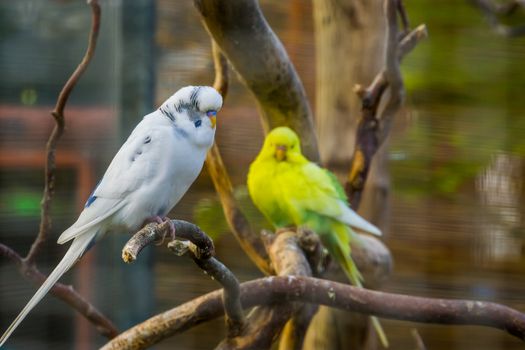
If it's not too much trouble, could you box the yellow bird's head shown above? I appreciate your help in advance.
[261,127,304,162]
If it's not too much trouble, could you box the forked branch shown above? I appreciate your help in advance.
[346,0,428,208]
[26,0,102,264]
[0,243,118,338]
[119,219,246,347]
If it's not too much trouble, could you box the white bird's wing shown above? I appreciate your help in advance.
[57,118,162,244]
[56,198,125,244]
[94,119,161,199]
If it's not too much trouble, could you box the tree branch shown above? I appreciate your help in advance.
[26,0,101,264]
[216,231,312,350]
[101,275,525,350]
[0,243,118,338]
[121,219,245,340]
[346,2,428,208]
[122,220,215,263]
[0,0,116,340]
[194,0,319,162]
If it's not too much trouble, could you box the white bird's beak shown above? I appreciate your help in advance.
[206,110,217,128]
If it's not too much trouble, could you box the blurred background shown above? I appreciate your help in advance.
[0,0,524,349]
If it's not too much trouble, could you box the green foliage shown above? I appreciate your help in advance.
[392,0,525,198]
[193,186,272,242]
[1,189,41,217]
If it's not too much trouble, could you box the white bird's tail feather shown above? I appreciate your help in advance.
[0,231,96,347]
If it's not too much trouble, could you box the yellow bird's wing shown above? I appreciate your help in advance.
[288,162,381,236]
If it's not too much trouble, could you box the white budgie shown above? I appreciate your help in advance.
[0,85,223,346]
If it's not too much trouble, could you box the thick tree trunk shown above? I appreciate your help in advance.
[314,0,386,167]
[306,0,388,349]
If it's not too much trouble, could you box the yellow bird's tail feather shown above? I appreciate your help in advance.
[326,224,389,348]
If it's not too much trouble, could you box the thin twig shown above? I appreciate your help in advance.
[205,40,273,274]
[101,275,525,350]
[0,244,118,338]
[0,0,114,339]
[380,0,405,141]
[345,6,428,208]
[411,328,427,350]
[397,0,410,34]
[25,0,101,264]
[212,40,229,97]
[205,144,272,274]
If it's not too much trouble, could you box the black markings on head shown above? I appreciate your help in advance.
[189,86,201,111]
[159,107,175,121]
[144,136,151,144]
[174,86,202,114]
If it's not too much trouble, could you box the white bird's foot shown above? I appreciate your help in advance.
[143,216,176,245]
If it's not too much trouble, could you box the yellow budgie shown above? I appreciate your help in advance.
[247,126,388,347]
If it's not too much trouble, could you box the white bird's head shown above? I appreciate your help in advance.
[158,86,223,148]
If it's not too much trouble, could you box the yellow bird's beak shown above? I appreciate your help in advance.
[275,145,287,161]
[209,115,216,128]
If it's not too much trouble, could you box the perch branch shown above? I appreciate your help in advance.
[216,231,312,350]
[122,220,245,338]
[0,243,118,338]
[205,41,273,274]
[101,275,525,350]
[122,220,215,263]
[26,0,101,264]
[267,233,318,350]
[194,0,319,161]
[346,2,428,208]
